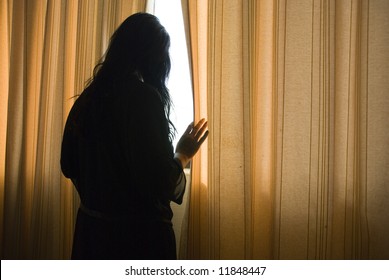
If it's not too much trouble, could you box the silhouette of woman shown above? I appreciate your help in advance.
[61,13,208,259]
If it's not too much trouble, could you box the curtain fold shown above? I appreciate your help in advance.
[0,0,147,259]
[180,0,210,259]
[1,0,388,260]
[183,0,389,260]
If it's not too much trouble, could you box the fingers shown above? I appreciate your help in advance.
[194,119,207,137]
[176,119,209,159]
[190,118,207,137]
[182,118,209,144]
[193,118,206,130]
[198,130,209,145]
[184,122,194,134]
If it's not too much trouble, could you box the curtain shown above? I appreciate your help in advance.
[182,0,389,259]
[0,0,147,259]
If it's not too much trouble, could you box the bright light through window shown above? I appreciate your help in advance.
[154,0,194,148]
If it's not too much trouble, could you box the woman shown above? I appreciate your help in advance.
[61,13,208,259]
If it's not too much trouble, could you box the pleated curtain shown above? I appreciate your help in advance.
[1,0,388,260]
[0,0,147,259]
[182,0,389,259]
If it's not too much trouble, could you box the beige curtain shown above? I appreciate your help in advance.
[182,0,389,259]
[0,0,147,259]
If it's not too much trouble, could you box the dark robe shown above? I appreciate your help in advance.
[61,75,185,259]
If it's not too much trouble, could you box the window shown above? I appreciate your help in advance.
[154,0,194,149]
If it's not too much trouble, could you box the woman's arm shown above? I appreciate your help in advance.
[123,85,187,203]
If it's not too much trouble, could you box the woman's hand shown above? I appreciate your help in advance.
[174,118,209,168]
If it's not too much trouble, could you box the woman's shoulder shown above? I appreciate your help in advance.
[117,76,162,106]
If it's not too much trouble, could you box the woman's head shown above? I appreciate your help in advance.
[91,13,175,139]
[102,13,170,83]
[98,13,171,85]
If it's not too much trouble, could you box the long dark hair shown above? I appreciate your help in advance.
[88,13,175,140]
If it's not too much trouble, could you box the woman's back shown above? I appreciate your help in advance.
[61,76,184,259]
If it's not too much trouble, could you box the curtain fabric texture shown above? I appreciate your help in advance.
[182,0,389,259]
[1,0,388,260]
[0,0,146,259]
